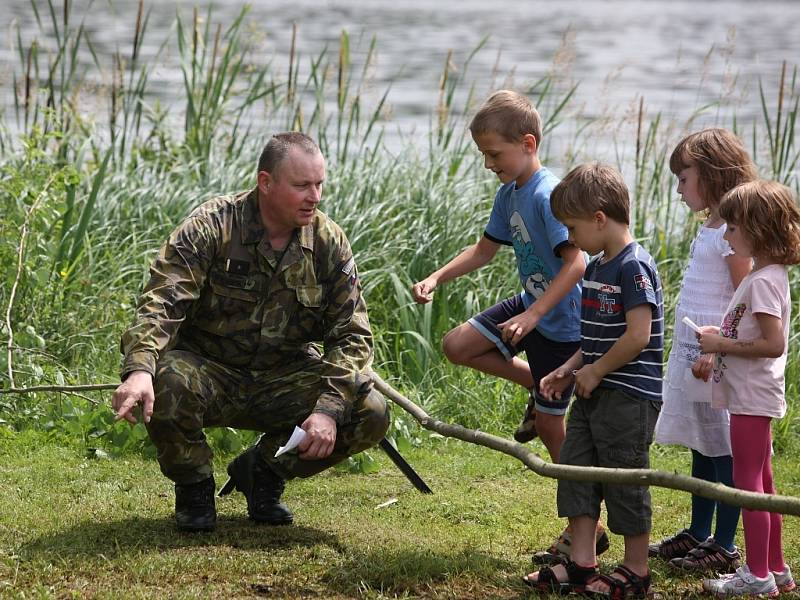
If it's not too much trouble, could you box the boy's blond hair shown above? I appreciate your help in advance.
[550,162,630,225]
[469,90,542,145]
[720,180,800,265]
[669,128,757,209]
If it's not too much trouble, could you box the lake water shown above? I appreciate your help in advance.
[1,0,798,158]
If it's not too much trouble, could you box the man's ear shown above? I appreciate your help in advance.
[522,133,538,154]
[257,170,272,196]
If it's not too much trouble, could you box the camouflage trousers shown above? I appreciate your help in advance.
[146,349,390,485]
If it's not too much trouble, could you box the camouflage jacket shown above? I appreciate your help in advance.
[120,189,373,423]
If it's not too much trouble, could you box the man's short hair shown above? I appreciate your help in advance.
[550,162,630,225]
[469,90,543,145]
[258,132,320,178]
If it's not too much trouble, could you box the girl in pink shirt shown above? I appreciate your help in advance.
[698,180,800,597]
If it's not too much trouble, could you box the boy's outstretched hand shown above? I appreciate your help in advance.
[539,366,575,400]
[411,277,437,303]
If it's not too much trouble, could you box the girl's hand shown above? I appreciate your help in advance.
[539,367,575,400]
[697,325,723,354]
[691,353,714,381]
[574,364,602,399]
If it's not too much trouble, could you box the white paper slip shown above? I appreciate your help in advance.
[274,426,308,457]
[682,316,702,333]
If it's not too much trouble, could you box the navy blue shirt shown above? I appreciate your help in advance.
[581,242,663,401]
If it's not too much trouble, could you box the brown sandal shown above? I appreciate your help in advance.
[585,564,651,599]
[522,560,599,595]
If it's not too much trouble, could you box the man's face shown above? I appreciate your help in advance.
[472,131,536,188]
[259,147,326,234]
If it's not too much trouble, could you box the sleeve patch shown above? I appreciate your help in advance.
[341,257,355,276]
[634,273,652,291]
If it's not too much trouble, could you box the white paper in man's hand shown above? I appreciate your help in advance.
[275,426,308,457]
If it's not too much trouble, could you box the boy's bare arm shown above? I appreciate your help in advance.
[698,312,785,359]
[574,304,652,398]
[498,244,585,343]
[411,236,500,303]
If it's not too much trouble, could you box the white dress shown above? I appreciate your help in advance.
[654,224,736,456]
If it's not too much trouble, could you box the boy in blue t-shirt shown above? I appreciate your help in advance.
[412,90,605,562]
[524,162,663,597]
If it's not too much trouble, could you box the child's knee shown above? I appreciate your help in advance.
[442,329,468,364]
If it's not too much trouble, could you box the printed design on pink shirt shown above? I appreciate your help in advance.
[713,303,746,383]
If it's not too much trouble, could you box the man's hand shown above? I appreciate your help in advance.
[298,412,337,460]
[111,370,155,425]
[691,353,714,381]
[574,363,602,399]
[697,325,723,355]
[411,277,438,304]
[498,310,539,344]
[539,366,575,401]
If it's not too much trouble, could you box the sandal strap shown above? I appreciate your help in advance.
[612,564,650,586]
[565,561,600,585]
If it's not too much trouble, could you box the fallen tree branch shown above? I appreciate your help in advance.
[371,371,800,517]
[6,372,800,516]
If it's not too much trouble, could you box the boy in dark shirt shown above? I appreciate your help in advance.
[523,163,663,597]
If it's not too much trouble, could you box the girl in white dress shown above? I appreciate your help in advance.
[650,129,755,572]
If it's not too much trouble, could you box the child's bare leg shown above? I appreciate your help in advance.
[585,532,650,594]
[442,323,533,387]
[524,515,597,582]
[532,412,566,462]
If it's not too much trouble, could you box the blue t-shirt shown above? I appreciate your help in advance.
[484,167,581,342]
[580,242,664,401]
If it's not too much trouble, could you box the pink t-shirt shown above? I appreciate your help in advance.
[711,264,790,418]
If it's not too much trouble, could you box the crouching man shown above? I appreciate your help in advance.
[111,132,389,531]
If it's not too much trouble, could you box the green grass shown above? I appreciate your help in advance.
[1,5,800,596]
[2,430,800,598]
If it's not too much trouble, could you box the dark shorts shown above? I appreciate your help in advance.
[556,387,661,536]
[468,296,580,416]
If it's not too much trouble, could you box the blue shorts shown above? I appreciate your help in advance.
[468,296,580,416]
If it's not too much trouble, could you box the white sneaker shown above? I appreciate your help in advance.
[772,565,795,593]
[703,565,779,597]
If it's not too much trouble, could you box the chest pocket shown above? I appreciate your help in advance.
[197,270,263,333]
[296,285,322,307]
[292,285,324,338]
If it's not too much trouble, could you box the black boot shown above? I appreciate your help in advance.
[218,447,293,525]
[175,476,216,532]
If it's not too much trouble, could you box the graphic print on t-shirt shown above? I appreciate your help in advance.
[713,302,746,383]
[509,211,552,299]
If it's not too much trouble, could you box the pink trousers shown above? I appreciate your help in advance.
[730,414,785,578]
